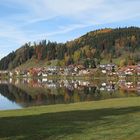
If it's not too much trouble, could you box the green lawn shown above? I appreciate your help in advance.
[0,97,140,140]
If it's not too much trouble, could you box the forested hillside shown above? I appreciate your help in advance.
[0,27,140,70]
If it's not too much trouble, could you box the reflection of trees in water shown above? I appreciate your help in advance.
[63,86,102,103]
[0,84,33,107]
[0,83,104,107]
[0,84,65,107]
[83,86,102,101]
[119,88,138,97]
[0,79,139,108]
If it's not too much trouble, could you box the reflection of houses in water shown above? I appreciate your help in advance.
[137,82,140,93]
[0,71,9,77]
[0,81,98,107]
[0,80,9,84]
[99,82,117,92]
[8,78,12,83]
[15,79,20,85]
[0,78,140,108]
[119,80,140,92]
[137,66,140,76]
[41,78,48,83]
[1,78,139,94]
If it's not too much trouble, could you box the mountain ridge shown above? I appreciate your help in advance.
[0,26,140,70]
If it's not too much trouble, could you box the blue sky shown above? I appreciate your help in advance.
[0,0,140,59]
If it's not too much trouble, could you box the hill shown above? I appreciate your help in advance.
[0,27,140,70]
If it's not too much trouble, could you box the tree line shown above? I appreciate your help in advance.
[0,27,140,70]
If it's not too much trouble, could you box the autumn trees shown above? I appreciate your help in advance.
[0,27,140,70]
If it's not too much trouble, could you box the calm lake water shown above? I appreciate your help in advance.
[0,78,140,110]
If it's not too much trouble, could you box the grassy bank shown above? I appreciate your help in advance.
[0,97,140,140]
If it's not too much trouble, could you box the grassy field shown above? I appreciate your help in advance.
[17,58,59,70]
[0,97,140,140]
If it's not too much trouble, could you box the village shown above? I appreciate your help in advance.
[0,63,140,78]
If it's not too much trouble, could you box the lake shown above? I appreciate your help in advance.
[0,78,140,110]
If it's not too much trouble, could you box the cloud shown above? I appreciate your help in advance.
[0,0,140,58]
[18,0,140,24]
[32,23,91,39]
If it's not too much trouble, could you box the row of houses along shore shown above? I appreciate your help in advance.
[0,63,140,78]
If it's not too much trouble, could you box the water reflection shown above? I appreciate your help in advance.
[0,78,140,110]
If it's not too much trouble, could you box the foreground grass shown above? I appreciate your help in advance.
[0,97,140,140]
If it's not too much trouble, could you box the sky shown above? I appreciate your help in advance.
[0,0,140,59]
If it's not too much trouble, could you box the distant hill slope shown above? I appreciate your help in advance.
[0,27,140,70]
